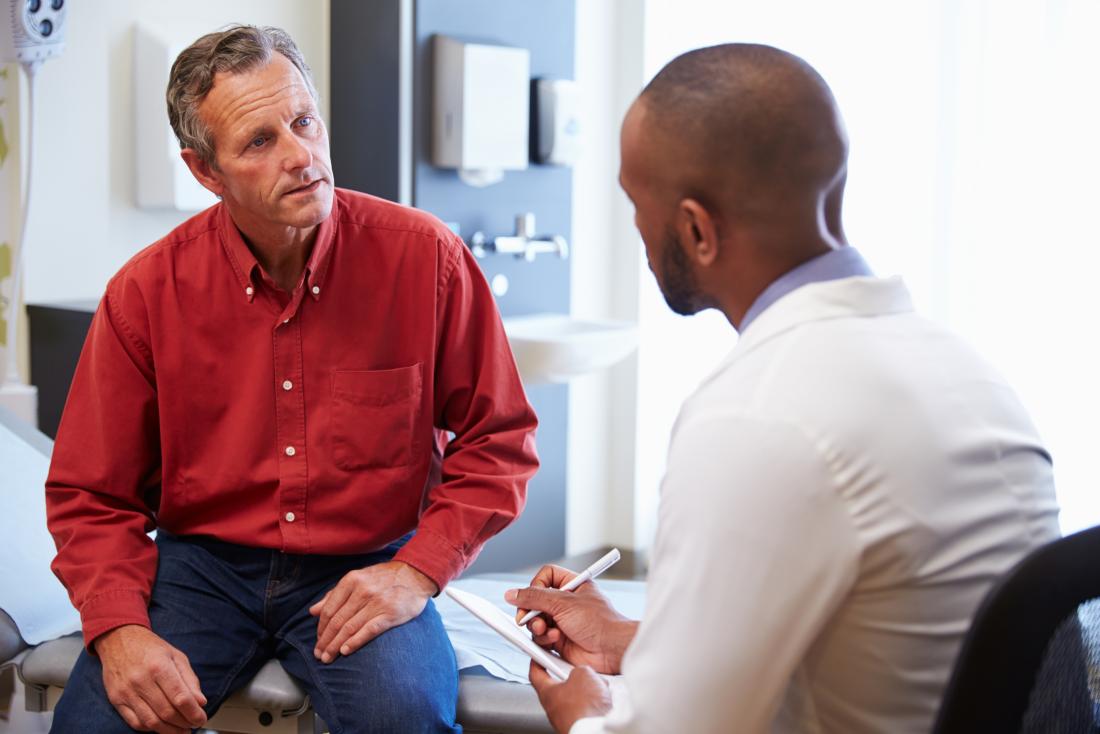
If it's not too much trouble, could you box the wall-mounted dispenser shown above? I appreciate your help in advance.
[432,34,529,187]
[133,24,218,211]
[534,78,581,166]
[1,0,67,68]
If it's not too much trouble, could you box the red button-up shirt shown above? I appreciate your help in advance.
[46,189,539,647]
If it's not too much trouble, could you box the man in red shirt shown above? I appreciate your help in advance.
[45,25,538,733]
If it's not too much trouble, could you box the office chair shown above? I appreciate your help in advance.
[933,525,1100,733]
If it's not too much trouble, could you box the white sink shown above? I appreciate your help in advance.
[502,314,639,384]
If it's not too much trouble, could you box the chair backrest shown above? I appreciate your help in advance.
[933,525,1100,733]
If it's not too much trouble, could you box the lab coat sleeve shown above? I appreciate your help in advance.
[45,279,161,651]
[393,235,539,590]
[598,412,861,734]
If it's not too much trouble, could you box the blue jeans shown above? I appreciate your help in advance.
[51,532,461,733]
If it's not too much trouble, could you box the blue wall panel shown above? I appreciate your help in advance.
[413,0,575,573]
[332,0,576,573]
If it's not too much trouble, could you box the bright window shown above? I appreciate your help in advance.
[634,0,1100,540]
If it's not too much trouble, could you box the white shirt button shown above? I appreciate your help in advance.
[285,446,296,457]
[283,318,290,324]
[245,286,254,296]
[311,285,320,295]
[282,380,293,391]
[285,512,296,523]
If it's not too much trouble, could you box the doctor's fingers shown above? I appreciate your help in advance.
[529,564,580,591]
[528,659,557,695]
[531,626,567,652]
[527,614,560,637]
[507,586,579,620]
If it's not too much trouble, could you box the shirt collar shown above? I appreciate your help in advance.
[218,195,340,303]
[701,275,914,393]
[739,246,873,332]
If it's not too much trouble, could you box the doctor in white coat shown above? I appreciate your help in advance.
[507,43,1060,733]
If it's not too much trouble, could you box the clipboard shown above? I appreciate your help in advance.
[444,585,574,681]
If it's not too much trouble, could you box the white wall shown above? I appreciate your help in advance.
[566,0,646,555]
[19,0,330,305]
[631,0,1100,539]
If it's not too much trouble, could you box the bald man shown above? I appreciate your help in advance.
[504,44,1059,733]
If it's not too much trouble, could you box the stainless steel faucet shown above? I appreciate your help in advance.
[470,213,569,262]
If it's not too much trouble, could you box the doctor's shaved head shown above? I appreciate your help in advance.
[619,43,854,326]
[635,43,848,227]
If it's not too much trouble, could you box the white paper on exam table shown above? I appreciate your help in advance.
[438,576,646,684]
[0,422,81,644]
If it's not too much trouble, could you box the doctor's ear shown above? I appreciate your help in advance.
[180,149,225,198]
[677,198,719,267]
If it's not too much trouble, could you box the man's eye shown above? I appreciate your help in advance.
[250,136,266,148]
[296,116,313,128]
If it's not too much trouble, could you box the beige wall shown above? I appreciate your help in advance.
[1,65,18,379]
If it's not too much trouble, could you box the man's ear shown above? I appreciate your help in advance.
[677,198,719,267]
[180,149,224,198]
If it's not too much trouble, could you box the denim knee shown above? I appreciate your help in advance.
[50,649,136,733]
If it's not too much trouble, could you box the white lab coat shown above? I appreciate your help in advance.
[574,276,1059,734]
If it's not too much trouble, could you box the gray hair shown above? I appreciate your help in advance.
[166,24,318,166]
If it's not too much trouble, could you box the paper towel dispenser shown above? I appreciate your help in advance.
[431,34,529,187]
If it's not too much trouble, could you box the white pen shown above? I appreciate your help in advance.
[516,548,622,626]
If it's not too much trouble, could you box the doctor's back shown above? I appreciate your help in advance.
[640,275,1061,733]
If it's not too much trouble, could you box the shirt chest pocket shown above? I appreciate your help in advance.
[331,365,423,470]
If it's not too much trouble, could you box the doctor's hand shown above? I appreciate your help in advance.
[310,560,438,663]
[529,661,613,734]
[93,624,208,734]
[506,564,638,675]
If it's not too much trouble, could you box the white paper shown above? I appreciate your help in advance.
[445,585,574,681]
[0,423,80,644]
[438,575,646,684]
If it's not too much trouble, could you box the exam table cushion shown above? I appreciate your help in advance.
[18,634,552,731]
[20,635,308,712]
[0,610,27,664]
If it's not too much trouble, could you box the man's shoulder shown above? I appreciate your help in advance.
[334,188,460,254]
[107,206,221,293]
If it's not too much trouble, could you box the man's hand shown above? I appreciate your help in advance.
[93,624,207,734]
[310,560,438,663]
[505,564,638,675]
[529,661,613,734]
